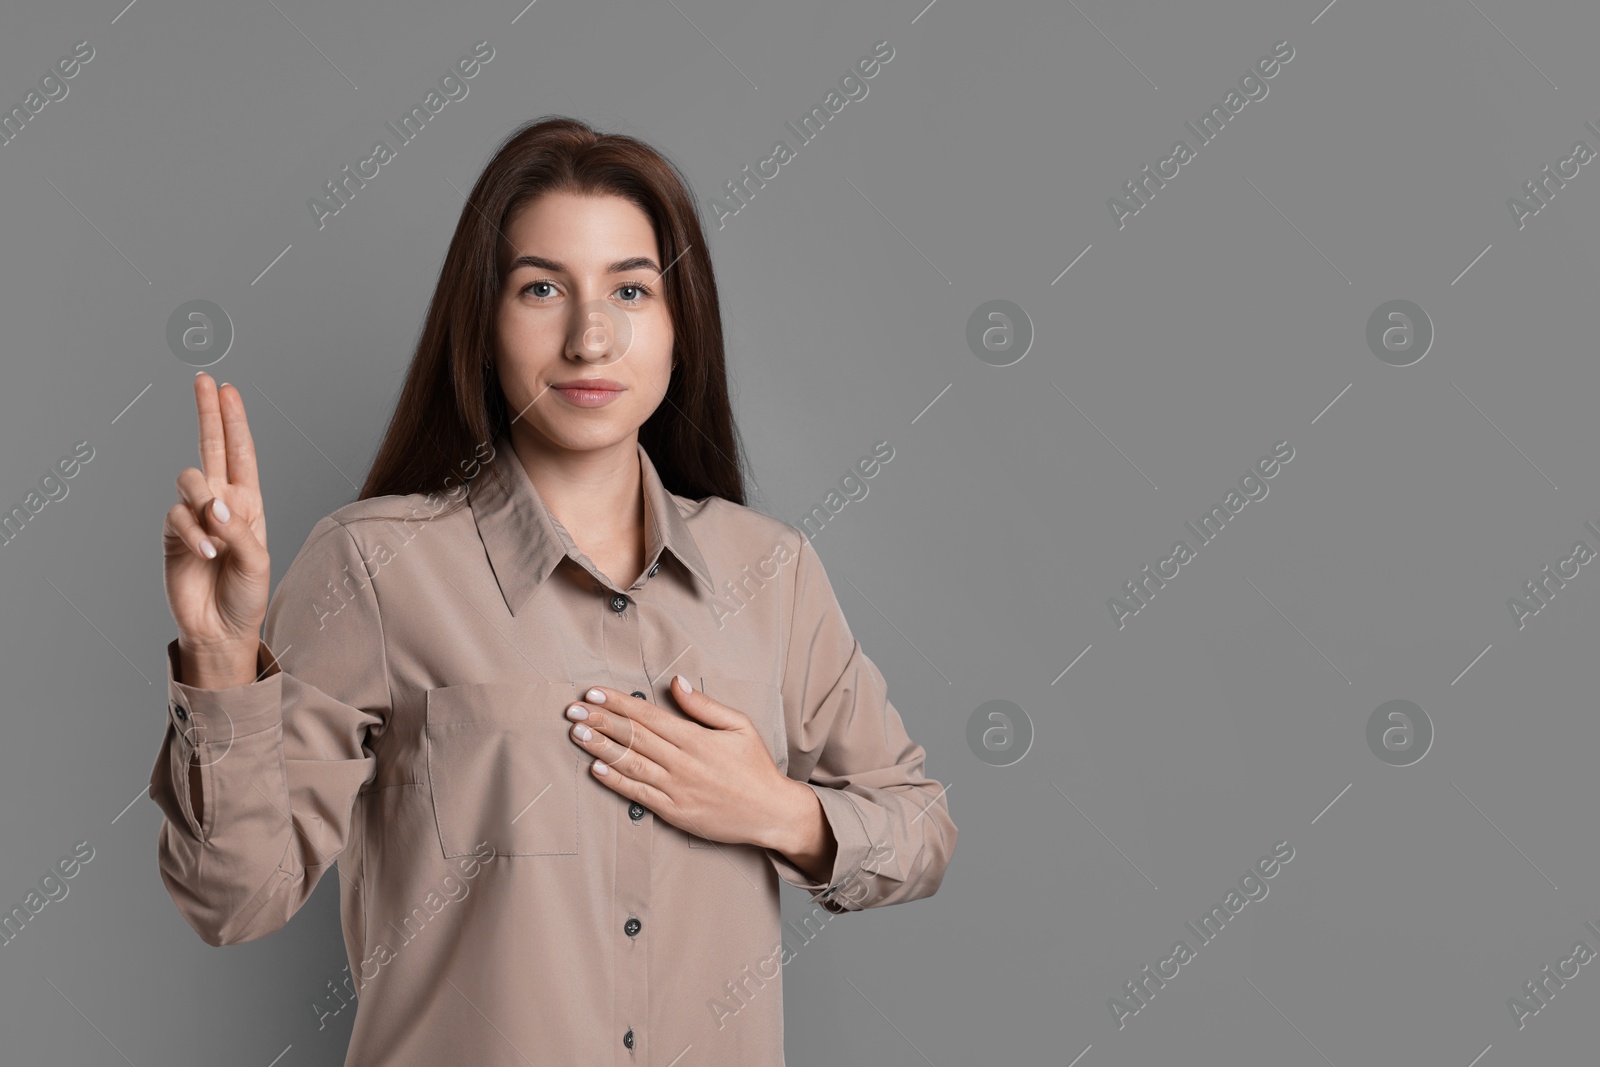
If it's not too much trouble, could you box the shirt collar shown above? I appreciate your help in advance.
[469,435,715,616]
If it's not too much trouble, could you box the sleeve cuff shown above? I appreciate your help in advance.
[766,784,876,913]
[165,638,285,762]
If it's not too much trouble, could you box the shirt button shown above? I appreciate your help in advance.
[609,593,628,613]
[630,690,646,699]
[647,561,660,577]
[623,1028,634,1049]
[628,801,646,821]
[624,916,642,937]
[172,704,188,721]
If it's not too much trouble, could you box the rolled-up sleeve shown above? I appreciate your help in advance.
[148,516,387,947]
[766,530,957,913]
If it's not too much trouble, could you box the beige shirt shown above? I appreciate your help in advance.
[148,435,957,1067]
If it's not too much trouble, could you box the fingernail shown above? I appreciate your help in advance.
[593,758,609,776]
[675,674,691,693]
[566,703,588,721]
[212,498,230,523]
[586,688,606,703]
[571,723,592,741]
[199,538,217,559]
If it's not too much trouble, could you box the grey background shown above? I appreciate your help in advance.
[0,0,1595,1063]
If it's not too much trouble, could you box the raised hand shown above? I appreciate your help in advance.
[162,372,273,689]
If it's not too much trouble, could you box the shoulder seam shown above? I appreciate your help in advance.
[327,496,469,525]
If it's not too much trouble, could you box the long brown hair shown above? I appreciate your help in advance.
[359,115,746,513]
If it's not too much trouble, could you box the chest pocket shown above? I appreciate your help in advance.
[424,680,581,858]
[687,675,787,848]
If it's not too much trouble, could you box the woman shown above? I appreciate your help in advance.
[151,116,956,1066]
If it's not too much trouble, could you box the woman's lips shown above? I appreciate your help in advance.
[552,384,624,407]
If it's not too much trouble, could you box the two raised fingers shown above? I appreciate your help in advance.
[194,373,259,491]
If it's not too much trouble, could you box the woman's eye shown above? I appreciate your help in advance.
[521,280,650,302]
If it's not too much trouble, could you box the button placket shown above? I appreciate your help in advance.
[604,586,647,1065]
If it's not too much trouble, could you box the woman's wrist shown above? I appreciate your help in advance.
[762,779,838,883]
[176,636,262,690]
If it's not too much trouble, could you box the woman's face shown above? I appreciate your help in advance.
[493,190,674,453]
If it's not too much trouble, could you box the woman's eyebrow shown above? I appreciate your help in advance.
[508,254,662,275]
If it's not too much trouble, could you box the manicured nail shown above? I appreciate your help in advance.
[199,538,217,559]
[566,703,588,720]
[593,758,609,775]
[675,674,691,693]
[586,688,606,703]
[571,723,592,742]
[212,498,230,523]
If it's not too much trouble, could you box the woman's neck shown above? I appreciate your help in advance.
[511,430,647,586]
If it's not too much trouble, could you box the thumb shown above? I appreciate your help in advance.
[200,494,269,577]
[671,675,746,730]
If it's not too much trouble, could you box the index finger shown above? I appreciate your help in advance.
[194,372,227,485]
[217,380,260,491]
